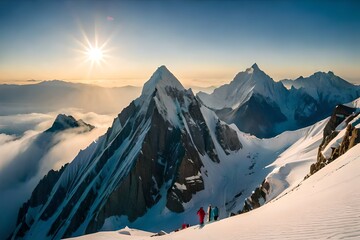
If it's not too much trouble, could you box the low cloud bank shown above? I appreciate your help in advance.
[0,110,114,239]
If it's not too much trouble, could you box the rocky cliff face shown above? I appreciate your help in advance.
[308,105,360,176]
[238,179,270,214]
[11,66,243,239]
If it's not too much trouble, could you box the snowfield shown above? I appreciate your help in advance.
[68,143,360,240]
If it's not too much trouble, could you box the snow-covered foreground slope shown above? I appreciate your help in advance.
[70,143,360,240]
[260,117,327,203]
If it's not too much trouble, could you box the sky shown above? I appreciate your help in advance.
[0,0,359,87]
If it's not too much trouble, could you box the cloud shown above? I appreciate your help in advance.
[0,113,53,136]
[107,16,114,21]
[0,134,16,145]
[0,110,114,239]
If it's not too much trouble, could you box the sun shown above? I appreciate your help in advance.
[74,32,110,68]
[87,47,103,63]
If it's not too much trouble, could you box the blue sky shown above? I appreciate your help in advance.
[0,0,359,86]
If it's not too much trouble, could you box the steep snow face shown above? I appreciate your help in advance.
[198,63,287,110]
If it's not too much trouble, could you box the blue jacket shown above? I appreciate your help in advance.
[212,206,219,217]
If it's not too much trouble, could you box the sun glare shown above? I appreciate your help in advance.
[87,47,103,62]
[74,29,112,71]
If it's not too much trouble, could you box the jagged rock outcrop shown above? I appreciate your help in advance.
[238,179,270,214]
[308,104,360,176]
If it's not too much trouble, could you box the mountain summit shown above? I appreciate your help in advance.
[198,63,287,110]
[141,65,184,96]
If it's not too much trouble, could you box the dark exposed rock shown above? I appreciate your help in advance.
[118,101,139,126]
[322,105,355,140]
[46,114,94,133]
[217,93,287,138]
[238,179,269,214]
[215,120,242,154]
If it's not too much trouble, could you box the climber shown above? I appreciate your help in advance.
[197,207,205,225]
[207,204,212,222]
[212,206,219,221]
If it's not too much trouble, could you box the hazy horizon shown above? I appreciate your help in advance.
[1,0,359,87]
[1,65,359,88]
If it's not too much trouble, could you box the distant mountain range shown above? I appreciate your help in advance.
[0,80,216,116]
[0,81,141,115]
[198,64,360,138]
[7,65,360,239]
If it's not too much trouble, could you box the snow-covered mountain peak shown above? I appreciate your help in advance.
[141,65,185,97]
[135,66,191,126]
[233,63,275,86]
[197,64,286,111]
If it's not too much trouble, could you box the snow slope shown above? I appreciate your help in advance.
[261,117,327,203]
[69,142,360,240]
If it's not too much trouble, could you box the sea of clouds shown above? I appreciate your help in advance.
[0,109,115,239]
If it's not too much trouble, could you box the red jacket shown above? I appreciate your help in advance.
[197,208,205,219]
